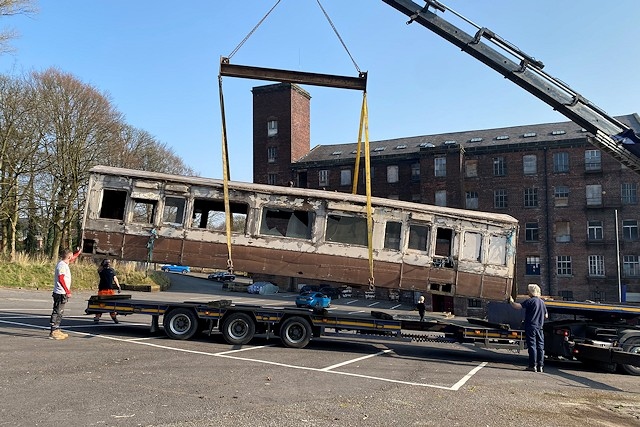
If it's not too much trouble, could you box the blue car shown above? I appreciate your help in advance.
[160,264,191,274]
[295,291,331,309]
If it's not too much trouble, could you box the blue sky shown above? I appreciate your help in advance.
[1,1,639,182]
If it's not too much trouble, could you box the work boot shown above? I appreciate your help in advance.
[49,329,68,340]
[110,314,119,324]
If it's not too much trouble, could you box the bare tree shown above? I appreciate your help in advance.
[33,68,122,257]
[0,0,37,54]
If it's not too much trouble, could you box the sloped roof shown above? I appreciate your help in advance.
[295,113,640,164]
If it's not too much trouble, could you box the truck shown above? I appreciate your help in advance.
[85,0,640,375]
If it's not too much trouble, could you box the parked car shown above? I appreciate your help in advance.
[247,281,279,295]
[295,291,331,308]
[208,271,236,282]
[160,264,191,274]
[319,286,343,299]
[298,284,321,293]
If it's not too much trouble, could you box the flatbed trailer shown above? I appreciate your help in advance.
[86,294,640,375]
[86,294,525,350]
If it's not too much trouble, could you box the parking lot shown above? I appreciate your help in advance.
[1,275,640,426]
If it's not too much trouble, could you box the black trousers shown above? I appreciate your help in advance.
[50,293,68,331]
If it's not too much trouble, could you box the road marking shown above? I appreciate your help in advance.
[216,345,275,355]
[0,318,483,390]
[320,349,392,371]
[450,362,488,391]
[344,300,358,305]
[348,310,365,315]
[368,302,380,307]
[390,304,402,310]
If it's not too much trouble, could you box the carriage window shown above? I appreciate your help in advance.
[132,199,156,224]
[260,208,312,239]
[408,224,430,251]
[325,214,367,246]
[99,189,126,220]
[384,222,402,250]
[461,232,482,262]
[192,199,248,233]
[163,197,185,225]
[487,235,507,265]
[434,228,454,257]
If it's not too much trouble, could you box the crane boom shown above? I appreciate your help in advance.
[381,0,640,174]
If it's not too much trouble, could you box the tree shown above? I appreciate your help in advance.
[34,68,122,257]
[0,0,37,54]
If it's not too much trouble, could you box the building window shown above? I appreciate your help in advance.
[340,169,352,186]
[525,222,539,242]
[585,149,601,171]
[435,190,446,207]
[590,290,606,303]
[623,255,640,277]
[267,119,278,137]
[586,184,602,206]
[623,220,639,241]
[523,154,537,175]
[588,255,605,277]
[465,191,478,209]
[434,157,446,177]
[557,256,572,276]
[267,173,277,185]
[467,298,482,308]
[465,160,478,178]
[621,183,638,205]
[411,163,420,182]
[553,152,569,173]
[554,186,569,207]
[525,256,541,275]
[524,188,538,208]
[558,290,574,301]
[387,165,399,183]
[493,157,506,176]
[494,189,507,209]
[555,221,571,242]
[267,146,277,163]
[587,220,603,241]
[318,170,329,187]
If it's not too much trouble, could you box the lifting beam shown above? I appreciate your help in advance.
[220,57,367,91]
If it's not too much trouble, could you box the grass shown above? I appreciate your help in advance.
[0,254,169,292]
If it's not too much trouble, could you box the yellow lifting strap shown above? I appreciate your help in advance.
[218,75,234,274]
[351,93,375,291]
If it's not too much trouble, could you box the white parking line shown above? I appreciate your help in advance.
[348,311,366,315]
[390,304,402,310]
[0,318,485,390]
[344,300,358,305]
[368,302,380,307]
[320,349,392,371]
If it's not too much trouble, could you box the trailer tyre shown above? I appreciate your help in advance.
[280,316,312,348]
[163,308,199,340]
[620,337,640,376]
[222,312,256,345]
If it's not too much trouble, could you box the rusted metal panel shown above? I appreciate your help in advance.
[220,58,367,92]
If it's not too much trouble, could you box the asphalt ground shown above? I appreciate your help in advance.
[1,274,639,427]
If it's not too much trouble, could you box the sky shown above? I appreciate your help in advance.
[1,0,639,183]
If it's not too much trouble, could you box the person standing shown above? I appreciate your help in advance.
[510,284,548,372]
[93,259,121,323]
[49,248,80,340]
[416,295,426,322]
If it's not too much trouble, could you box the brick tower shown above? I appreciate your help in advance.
[252,83,311,186]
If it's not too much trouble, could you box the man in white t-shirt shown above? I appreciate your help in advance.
[49,248,80,340]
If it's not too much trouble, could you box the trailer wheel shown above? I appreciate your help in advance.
[620,337,640,376]
[163,308,199,340]
[280,316,312,349]
[222,312,256,345]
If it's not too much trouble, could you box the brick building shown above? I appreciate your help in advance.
[252,83,640,303]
